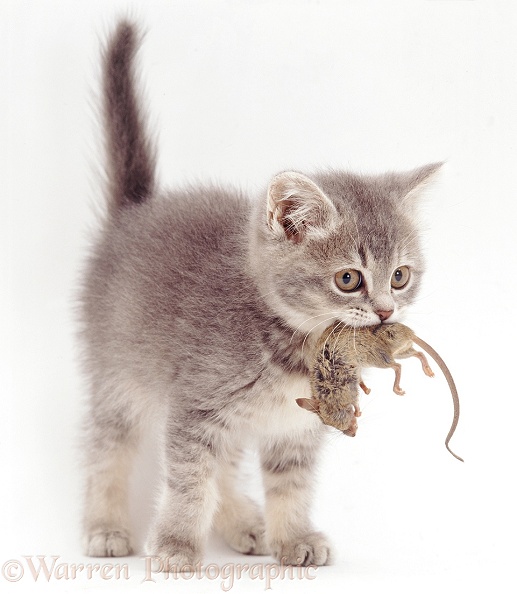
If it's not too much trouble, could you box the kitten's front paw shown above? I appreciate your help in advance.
[215,501,269,555]
[272,531,332,566]
[222,518,268,555]
[145,534,201,572]
[86,530,133,557]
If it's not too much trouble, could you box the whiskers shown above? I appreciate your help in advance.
[299,314,342,357]
[321,318,360,363]
[321,320,346,357]
[288,311,342,345]
[323,320,354,362]
[290,309,373,361]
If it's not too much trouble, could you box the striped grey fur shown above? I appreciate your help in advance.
[78,20,441,569]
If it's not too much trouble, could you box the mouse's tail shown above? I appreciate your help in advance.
[101,21,156,215]
[412,336,464,463]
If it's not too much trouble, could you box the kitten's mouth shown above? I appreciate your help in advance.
[351,314,397,328]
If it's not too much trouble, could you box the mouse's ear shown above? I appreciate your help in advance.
[296,397,320,414]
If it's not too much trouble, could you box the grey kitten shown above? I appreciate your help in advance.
[79,21,441,569]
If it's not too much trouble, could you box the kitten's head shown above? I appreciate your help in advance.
[250,163,441,334]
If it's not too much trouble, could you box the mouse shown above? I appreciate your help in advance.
[296,322,463,462]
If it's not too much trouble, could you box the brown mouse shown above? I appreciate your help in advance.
[296,322,463,462]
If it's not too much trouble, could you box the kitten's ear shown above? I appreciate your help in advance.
[397,161,444,207]
[296,397,320,414]
[267,172,338,242]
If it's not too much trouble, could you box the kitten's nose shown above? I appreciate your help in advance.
[376,309,394,322]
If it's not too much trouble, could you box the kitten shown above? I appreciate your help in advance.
[79,21,441,569]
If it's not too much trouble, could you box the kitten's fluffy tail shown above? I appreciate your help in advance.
[102,21,156,213]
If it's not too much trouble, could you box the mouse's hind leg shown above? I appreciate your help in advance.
[390,362,405,395]
[396,346,435,378]
[413,350,434,377]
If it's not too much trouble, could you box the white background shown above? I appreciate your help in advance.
[2,1,516,592]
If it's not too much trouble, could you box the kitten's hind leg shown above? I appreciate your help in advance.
[213,448,268,555]
[260,429,332,566]
[82,384,146,557]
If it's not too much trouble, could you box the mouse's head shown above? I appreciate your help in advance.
[296,397,358,436]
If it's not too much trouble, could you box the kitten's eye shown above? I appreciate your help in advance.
[391,266,410,289]
[335,269,362,292]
